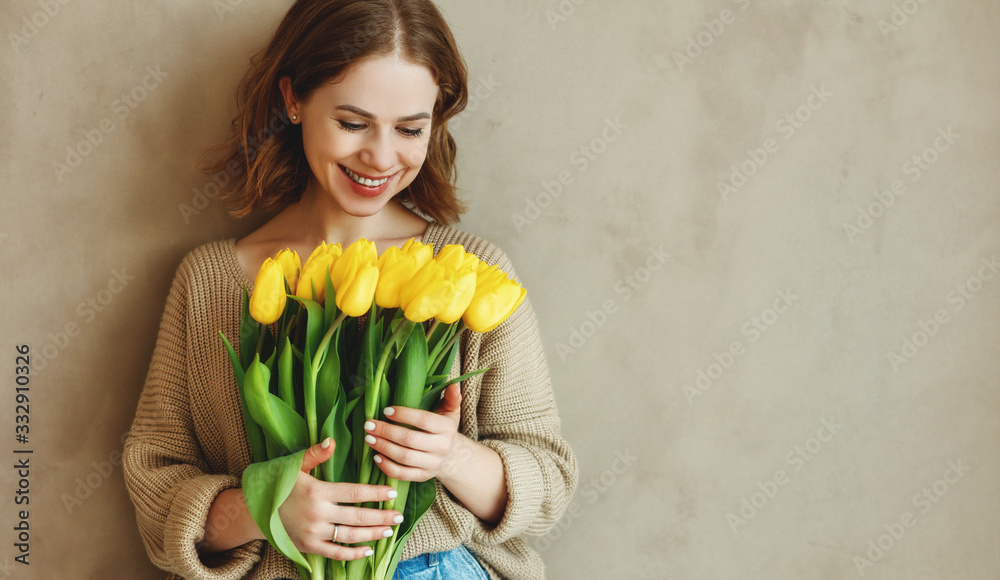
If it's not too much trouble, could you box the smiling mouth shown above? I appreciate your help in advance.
[340,165,392,187]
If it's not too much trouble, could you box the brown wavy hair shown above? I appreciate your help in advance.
[198,0,469,224]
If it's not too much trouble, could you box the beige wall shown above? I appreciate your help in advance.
[1,0,998,578]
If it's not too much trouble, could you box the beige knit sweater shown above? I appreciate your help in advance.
[123,222,578,580]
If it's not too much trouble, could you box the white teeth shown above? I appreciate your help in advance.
[344,166,389,187]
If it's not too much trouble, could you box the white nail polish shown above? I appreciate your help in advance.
[364,421,376,431]
[364,549,374,557]
[382,529,393,538]
[393,515,404,524]
[365,434,376,445]
[383,407,395,416]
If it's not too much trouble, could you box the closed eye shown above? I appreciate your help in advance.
[338,120,366,133]
[337,119,425,138]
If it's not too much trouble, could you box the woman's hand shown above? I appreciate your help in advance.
[277,437,404,560]
[363,383,464,484]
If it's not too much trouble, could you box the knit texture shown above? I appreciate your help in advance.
[123,222,578,580]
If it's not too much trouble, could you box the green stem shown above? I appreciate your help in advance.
[430,321,466,372]
[375,476,409,567]
[425,319,440,340]
[306,553,326,580]
[368,320,412,420]
[357,319,413,508]
[312,311,349,379]
[255,322,265,355]
[283,310,299,340]
[306,311,349,450]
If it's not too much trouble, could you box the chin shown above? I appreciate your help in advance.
[331,187,399,217]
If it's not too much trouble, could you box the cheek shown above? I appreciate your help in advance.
[302,124,355,164]
[401,139,430,170]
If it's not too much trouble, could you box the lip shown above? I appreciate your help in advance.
[339,164,398,198]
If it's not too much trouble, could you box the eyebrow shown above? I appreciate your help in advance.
[335,104,430,123]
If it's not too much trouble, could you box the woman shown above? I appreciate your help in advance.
[122,1,578,579]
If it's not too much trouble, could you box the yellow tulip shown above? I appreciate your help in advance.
[331,238,379,317]
[434,244,479,273]
[399,261,456,323]
[272,248,301,291]
[295,241,342,303]
[249,257,287,324]
[375,246,420,308]
[432,246,479,324]
[462,264,526,333]
[401,238,433,269]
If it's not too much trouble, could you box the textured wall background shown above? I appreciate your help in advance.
[1,0,998,578]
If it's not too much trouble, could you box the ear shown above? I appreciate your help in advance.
[278,76,300,121]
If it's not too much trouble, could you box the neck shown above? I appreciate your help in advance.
[288,177,411,246]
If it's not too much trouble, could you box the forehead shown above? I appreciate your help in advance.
[314,55,439,116]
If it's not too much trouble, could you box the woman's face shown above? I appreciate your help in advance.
[287,55,439,217]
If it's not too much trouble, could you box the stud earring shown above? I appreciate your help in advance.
[292,114,298,122]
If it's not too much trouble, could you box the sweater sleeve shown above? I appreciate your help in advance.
[465,256,579,546]
[122,258,264,580]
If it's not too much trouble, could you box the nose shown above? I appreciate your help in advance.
[358,129,395,174]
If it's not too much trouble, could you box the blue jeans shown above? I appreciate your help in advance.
[276,546,488,579]
[392,545,489,580]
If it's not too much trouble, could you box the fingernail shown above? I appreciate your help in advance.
[365,434,376,445]
[393,515,404,524]
[364,549,374,557]
[374,455,382,464]
[364,421,376,431]
[321,437,331,449]
[382,529,393,538]
[387,490,398,498]
[383,407,395,416]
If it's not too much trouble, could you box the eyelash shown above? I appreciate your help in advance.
[338,121,424,138]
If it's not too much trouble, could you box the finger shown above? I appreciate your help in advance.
[322,481,400,505]
[435,383,462,417]
[373,453,430,482]
[367,433,436,471]
[332,505,404,528]
[382,406,453,434]
[328,524,396,546]
[364,420,439,454]
[309,541,376,561]
[301,437,335,473]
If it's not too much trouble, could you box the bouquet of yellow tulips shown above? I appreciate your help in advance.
[220,237,525,580]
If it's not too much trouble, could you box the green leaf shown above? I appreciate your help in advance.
[287,295,325,367]
[319,388,352,484]
[431,329,462,378]
[264,437,282,461]
[288,295,327,447]
[222,332,267,464]
[220,331,245,386]
[241,449,312,570]
[324,269,339,328]
[260,322,277,367]
[315,331,340,425]
[239,285,258,367]
[388,317,416,360]
[277,338,296,411]
[245,356,308,454]
[426,322,457,368]
[393,327,428,410]
[420,369,489,411]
